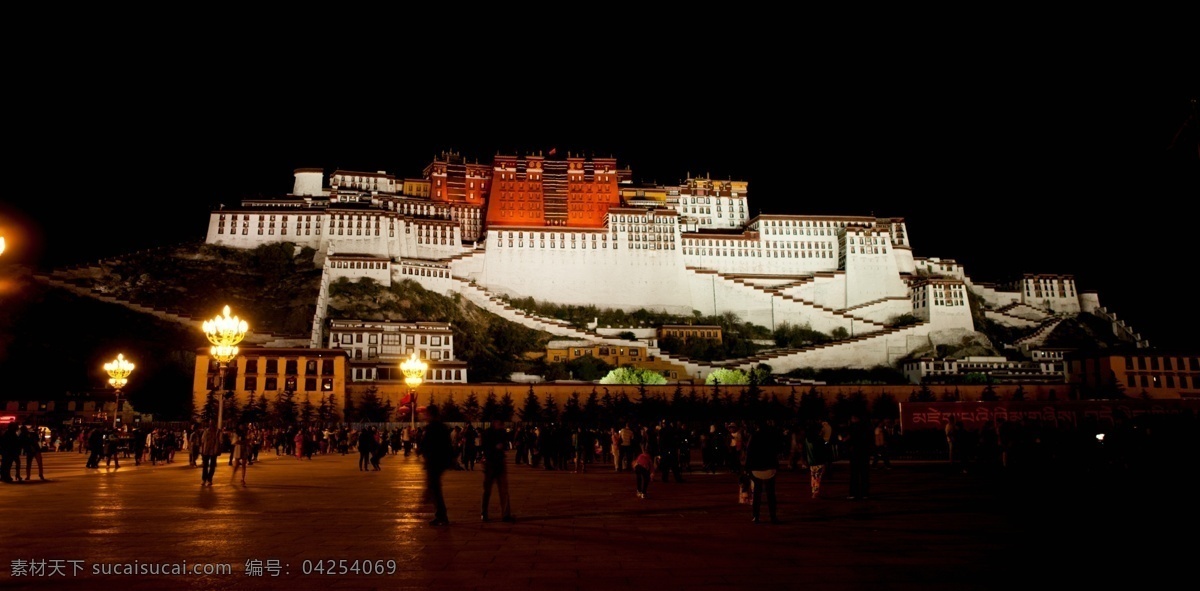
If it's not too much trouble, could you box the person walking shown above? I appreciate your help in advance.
[188,425,202,467]
[358,427,376,472]
[480,419,516,523]
[634,447,653,499]
[743,421,782,523]
[1,423,21,482]
[805,420,833,499]
[618,423,635,472]
[103,428,121,468]
[199,422,221,486]
[230,429,249,485]
[20,426,45,481]
[421,405,454,526]
[84,427,104,469]
[461,423,478,472]
[871,419,893,469]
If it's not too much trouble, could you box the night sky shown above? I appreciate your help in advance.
[3,54,1197,350]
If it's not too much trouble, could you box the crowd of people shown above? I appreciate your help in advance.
[6,408,1197,530]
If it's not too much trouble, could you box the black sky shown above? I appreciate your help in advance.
[3,47,1197,350]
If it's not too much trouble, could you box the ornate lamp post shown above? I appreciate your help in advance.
[400,352,427,431]
[103,353,134,429]
[203,305,248,430]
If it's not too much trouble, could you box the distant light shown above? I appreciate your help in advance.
[1095,433,1105,442]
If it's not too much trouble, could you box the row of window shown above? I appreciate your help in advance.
[214,359,336,376]
[1126,373,1199,389]
[336,333,447,346]
[331,260,387,270]
[349,348,448,360]
[1125,357,1200,371]
[400,266,451,279]
[352,368,463,381]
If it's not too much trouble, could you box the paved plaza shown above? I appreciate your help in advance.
[0,447,1190,591]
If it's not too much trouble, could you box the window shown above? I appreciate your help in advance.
[432,336,442,346]
[245,360,258,374]
[305,377,316,392]
[264,377,277,390]
[266,359,278,374]
[285,360,297,375]
[245,376,258,391]
[322,360,334,375]
[306,360,317,374]
[322,378,334,391]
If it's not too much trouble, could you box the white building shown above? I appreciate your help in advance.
[326,319,467,384]
[204,159,1122,379]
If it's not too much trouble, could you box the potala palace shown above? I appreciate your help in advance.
[203,151,1140,380]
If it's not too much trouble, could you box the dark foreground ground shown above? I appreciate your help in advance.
[0,448,1193,591]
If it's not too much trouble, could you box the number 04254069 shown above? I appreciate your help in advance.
[300,559,397,575]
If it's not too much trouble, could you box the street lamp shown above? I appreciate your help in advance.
[400,351,427,431]
[103,353,134,429]
[203,305,248,430]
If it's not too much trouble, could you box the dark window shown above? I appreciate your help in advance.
[323,360,334,376]
[264,377,277,390]
[245,359,258,374]
[305,378,316,392]
[285,360,298,375]
[245,376,257,391]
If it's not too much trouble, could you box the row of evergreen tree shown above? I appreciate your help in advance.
[195,383,993,428]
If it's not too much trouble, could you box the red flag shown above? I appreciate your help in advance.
[398,393,413,406]
[548,147,557,156]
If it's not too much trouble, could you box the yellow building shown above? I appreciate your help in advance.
[192,347,350,417]
[657,325,723,344]
[1067,350,1200,400]
[545,340,645,366]
[543,340,691,381]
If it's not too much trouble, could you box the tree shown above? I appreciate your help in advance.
[441,395,464,423]
[356,387,386,423]
[542,393,559,423]
[520,386,543,423]
[705,368,748,386]
[871,392,900,420]
[482,391,499,422]
[563,392,583,425]
[599,366,667,385]
[241,392,263,425]
[498,393,516,422]
[798,386,827,423]
[299,394,316,424]
[323,393,339,423]
[198,390,218,425]
[316,394,331,423]
[462,392,481,423]
[583,388,601,425]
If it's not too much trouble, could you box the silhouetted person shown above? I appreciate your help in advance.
[421,405,454,525]
[743,421,781,523]
[0,423,21,482]
[480,419,515,523]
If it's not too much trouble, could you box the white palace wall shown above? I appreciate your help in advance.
[736,324,932,372]
[788,274,846,311]
[478,236,694,314]
[844,250,908,308]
